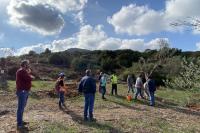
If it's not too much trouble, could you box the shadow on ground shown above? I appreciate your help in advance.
[61,107,123,133]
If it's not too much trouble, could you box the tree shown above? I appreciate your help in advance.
[71,57,88,72]
[101,57,120,72]
[0,58,8,90]
[171,17,200,32]
[49,53,63,66]
[28,50,37,56]
[165,57,200,92]
[139,39,173,79]
[44,48,51,54]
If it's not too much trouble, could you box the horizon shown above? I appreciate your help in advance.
[0,0,200,57]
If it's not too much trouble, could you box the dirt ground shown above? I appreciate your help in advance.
[0,91,200,133]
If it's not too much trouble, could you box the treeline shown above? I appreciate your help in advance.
[2,47,200,87]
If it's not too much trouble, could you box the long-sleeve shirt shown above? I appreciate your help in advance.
[78,76,96,94]
[100,76,107,87]
[135,77,143,88]
[147,79,156,92]
[16,68,32,91]
[127,76,133,86]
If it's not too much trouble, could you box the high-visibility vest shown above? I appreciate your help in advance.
[111,75,117,84]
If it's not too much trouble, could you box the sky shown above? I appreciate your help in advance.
[0,0,200,57]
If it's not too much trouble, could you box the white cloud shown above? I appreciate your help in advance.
[196,42,200,50]
[145,38,169,50]
[7,0,65,36]
[0,24,170,57]
[17,0,88,14]
[121,39,145,51]
[76,25,107,50]
[74,11,85,26]
[35,0,88,13]
[108,0,200,35]
[10,25,169,56]
[98,38,121,50]
[165,0,200,19]
[0,48,15,57]
[108,4,169,35]
[6,0,88,35]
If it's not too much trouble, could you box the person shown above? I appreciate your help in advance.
[98,72,103,93]
[142,73,150,98]
[78,69,96,121]
[134,74,145,100]
[127,75,134,94]
[100,73,107,99]
[55,72,66,109]
[16,60,34,130]
[147,75,156,106]
[143,81,150,98]
[111,73,118,95]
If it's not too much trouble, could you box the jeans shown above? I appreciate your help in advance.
[111,84,117,95]
[128,85,134,94]
[16,90,29,127]
[144,88,150,97]
[149,91,155,106]
[59,91,65,107]
[84,93,95,119]
[101,86,106,98]
[134,88,144,99]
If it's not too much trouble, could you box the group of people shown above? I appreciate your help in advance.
[15,60,156,130]
[127,74,156,106]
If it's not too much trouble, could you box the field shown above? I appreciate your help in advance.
[0,81,200,133]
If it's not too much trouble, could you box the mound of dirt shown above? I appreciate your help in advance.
[31,82,79,99]
[186,103,200,111]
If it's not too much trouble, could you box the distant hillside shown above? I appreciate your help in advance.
[1,47,199,83]
[66,48,91,53]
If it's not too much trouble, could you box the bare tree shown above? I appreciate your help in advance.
[139,39,174,79]
[171,17,200,32]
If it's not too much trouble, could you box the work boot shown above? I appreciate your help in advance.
[17,125,28,131]
[89,117,96,122]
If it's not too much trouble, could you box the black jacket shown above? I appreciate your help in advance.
[78,76,96,94]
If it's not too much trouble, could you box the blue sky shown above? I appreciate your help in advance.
[0,0,200,57]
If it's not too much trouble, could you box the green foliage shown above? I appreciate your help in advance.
[44,48,51,54]
[101,57,120,72]
[49,53,63,65]
[165,57,200,91]
[28,50,37,56]
[71,57,90,72]
[48,53,70,67]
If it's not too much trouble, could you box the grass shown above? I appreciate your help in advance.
[156,87,200,106]
[7,80,200,106]
[4,80,200,133]
[7,80,55,92]
[41,122,78,133]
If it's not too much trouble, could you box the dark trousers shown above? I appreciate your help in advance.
[111,84,117,95]
[149,91,155,106]
[128,85,134,94]
[59,91,65,107]
[101,86,106,98]
[84,93,95,119]
[16,90,29,127]
[134,88,144,99]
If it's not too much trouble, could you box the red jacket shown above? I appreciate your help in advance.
[16,68,32,91]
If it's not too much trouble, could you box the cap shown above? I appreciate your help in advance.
[58,72,65,77]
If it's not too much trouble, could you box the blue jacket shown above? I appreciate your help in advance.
[147,79,156,92]
[78,76,96,94]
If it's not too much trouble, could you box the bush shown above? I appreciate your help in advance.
[164,57,200,92]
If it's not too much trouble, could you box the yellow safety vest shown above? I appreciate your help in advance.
[111,75,117,84]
